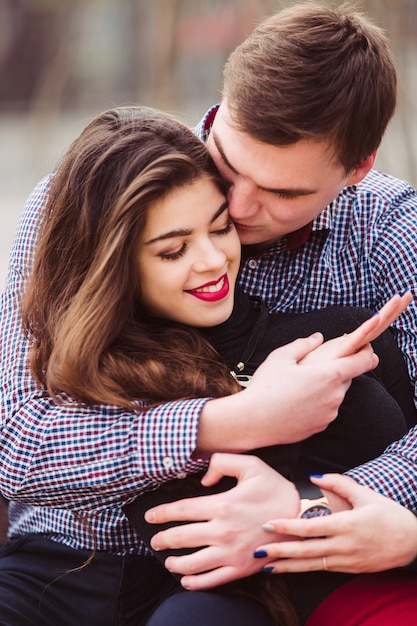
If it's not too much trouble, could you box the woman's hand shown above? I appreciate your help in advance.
[255,473,417,574]
[145,453,300,589]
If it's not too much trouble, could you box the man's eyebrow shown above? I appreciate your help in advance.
[212,131,317,197]
[212,132,239,175]
[144,201,229,245]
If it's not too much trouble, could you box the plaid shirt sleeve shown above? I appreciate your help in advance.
[0,177,210,511]
[347,426,417,512]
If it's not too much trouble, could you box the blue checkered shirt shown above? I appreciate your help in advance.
[197,105,417,510]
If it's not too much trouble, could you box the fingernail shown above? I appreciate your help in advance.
[145,510,155,522]
[262,566,275,574]
[401,289,410,296]
[309,472,323,479]
[262,523,275,532]
[254,549,268,559]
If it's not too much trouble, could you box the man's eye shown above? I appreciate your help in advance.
[271,190,299,199]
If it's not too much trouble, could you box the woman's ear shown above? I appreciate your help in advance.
[346,151,377,185]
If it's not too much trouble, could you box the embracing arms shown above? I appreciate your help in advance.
[142,293,416,587]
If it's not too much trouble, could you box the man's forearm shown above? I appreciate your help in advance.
[346,426,417,511]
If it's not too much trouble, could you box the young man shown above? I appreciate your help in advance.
[142,0,417,615]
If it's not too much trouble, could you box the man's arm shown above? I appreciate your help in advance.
[0,180,378,510]
[346,426,417,510]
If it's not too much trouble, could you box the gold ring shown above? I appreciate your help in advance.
[322,556,328,571]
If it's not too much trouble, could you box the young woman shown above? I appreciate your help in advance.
[0,106,413,626]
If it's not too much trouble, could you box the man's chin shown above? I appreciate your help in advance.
[239,233,281,247]
[234,224,283,247]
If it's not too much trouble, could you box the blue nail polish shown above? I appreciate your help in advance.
[254,549,268,559]
[262,566,275,574]
[401,289,410,296]
[309,472,323,478]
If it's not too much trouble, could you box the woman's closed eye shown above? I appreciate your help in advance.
[158,243,187,261]
[211,218,234,237]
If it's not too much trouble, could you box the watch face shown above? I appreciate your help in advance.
[300,504,332,519]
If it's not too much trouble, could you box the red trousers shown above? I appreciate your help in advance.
[307,571,417,625]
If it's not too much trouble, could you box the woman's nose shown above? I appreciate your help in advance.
[193,239,226,273]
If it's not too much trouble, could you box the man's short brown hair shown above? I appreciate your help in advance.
[223,1,397,172]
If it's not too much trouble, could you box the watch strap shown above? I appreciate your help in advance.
[295,478,324,500]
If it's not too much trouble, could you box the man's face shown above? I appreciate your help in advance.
[206,101,359,246]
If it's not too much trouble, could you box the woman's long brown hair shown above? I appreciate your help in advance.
[23,106,240,407]
[22,106,298,625]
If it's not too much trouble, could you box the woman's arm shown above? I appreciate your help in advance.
[142,294,413,585]
[254,473,417,574]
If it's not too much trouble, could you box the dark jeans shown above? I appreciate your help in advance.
[0,535,273,626]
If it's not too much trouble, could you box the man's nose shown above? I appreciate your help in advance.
[227,178,261,219]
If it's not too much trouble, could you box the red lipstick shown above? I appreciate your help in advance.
[186,274,230,302]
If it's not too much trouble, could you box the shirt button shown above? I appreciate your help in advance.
[248,259,257,269]
[163,457,174,469]
[176,471,187,479]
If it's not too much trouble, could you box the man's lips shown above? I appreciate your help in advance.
[233,221,257,232]
[186,274,230,302]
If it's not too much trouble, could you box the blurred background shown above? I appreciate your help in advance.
[1,0,416,288]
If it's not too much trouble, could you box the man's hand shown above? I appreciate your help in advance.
[197,293,410,455]
[255,473,417,574]
[198,332,377,455]
[145,453,300,589]
[302,291,411,364]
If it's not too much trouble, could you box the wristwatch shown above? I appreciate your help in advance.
[295,479,332,519]
[299,496,332,519]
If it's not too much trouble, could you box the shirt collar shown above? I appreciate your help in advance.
[311,204,333,232]
[199,103,220,141]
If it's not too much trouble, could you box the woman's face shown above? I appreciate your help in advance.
[137,177,241,327]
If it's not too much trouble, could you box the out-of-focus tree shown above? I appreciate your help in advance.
[0,0,81,111]
[130,0,279,113]
[361,0,417,182]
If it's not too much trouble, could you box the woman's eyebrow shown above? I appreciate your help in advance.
[144,228,192,245]
[210,201,229,224]
[144,201,228,245]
